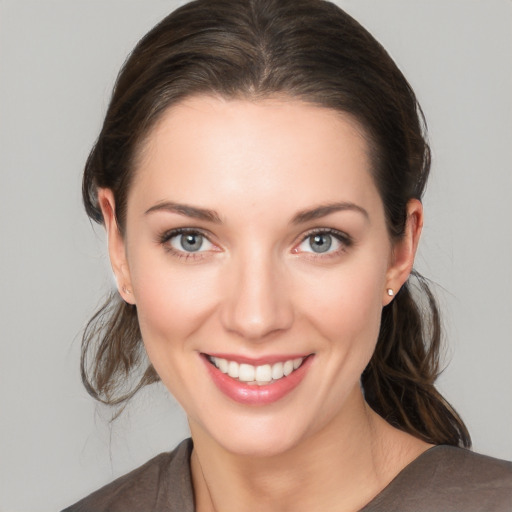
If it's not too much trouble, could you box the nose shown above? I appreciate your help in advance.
[220,249,294,341]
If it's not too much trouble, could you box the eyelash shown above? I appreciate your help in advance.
[157,227,353,261]
[158,228,215,261]
[294,228,353,258]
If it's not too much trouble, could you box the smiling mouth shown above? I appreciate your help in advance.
[205,355,307,386]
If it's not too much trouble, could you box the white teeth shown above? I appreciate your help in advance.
[228,361,239,378]
[210,356,305,384]
[283,360,294,376]
[238,363,255,382]
[271,362,284,380]
[218,358,229,373]
[255,364,272,382]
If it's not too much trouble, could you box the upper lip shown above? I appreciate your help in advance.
[203,352,312,366]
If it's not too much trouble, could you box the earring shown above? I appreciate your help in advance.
[122,286,131,295]
[387,288,394,297]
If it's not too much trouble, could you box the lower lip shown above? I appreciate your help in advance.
[202,354,314,405]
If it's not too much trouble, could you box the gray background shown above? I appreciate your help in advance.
[0,1,510,510]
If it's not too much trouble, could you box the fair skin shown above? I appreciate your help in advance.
[100,96,430,512]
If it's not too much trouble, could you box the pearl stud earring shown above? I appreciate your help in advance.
[387,288,394,297]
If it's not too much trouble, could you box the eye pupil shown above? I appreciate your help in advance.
[180,233,203,252]
[310,234,332,253]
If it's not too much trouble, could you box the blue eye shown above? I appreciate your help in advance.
[296,230,349,255]
[167,231,214,253]
[307,233,333,253]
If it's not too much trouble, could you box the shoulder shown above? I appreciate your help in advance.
[365,445,512,512]
[413,445,512,495]
[61,438,194,512]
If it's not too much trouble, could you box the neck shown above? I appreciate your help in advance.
[190,387,431,512]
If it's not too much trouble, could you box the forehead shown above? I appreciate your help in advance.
[130,95,380,217]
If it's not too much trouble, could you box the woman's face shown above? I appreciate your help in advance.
[102,96,419,456]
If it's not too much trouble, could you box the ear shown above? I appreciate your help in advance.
[98,188,135,305]
[383,199,423,305]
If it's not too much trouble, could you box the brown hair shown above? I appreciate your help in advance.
[81,0,470,447]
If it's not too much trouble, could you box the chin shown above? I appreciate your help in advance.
[192,408,313,458]
[217,429,303,459]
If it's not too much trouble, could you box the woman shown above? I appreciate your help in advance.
[64,0,512,510]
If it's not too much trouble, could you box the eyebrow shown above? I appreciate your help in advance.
[291,202,369,224]
[144,201,222,223]
[144,200,368,225]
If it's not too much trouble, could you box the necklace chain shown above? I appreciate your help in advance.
[194,450,219,512]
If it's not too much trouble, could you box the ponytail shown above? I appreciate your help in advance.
[362,272,471,447]
[80,293,158,408]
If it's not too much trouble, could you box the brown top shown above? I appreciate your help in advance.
[63,438,512,512]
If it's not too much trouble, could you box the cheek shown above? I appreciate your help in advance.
[296,256,388,351]
[128,247,220,355]
[129,255,222,408]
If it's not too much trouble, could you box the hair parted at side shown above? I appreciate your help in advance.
[81,0,470,447]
